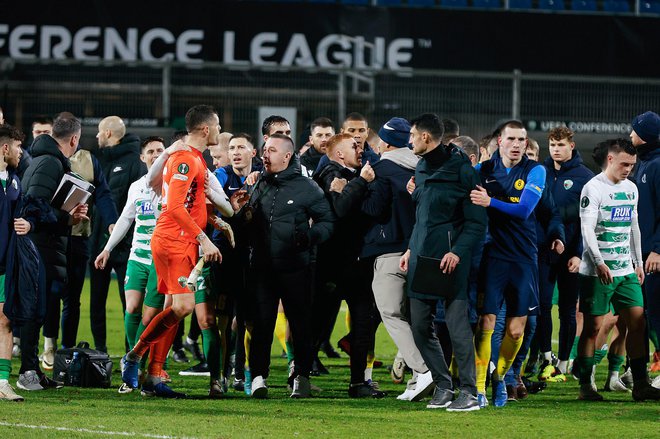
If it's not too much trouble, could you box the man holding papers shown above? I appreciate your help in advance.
[17,113,88,392]
[400,114,486,412]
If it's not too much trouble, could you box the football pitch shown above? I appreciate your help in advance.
[1,279,658,438]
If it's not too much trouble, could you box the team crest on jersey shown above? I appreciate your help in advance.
[178,163,189,174]
[611,205,632,222]
[581,196,590,208]
[514,179,525,190]
[563,179,573,190]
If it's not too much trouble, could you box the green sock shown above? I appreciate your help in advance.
[607,353,625,373]
[579,356,595,385]
[202,327,221,380]
[0,358,11,381]
[285,341,295,364]
[649,328,660,352]
[569,336,580,360]
[594,348,607,365]
[124,312,142,350]
[136,321,148,369]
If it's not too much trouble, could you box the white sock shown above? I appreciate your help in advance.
[543,351,553,361]
[557,360,568,374]
[44,337,56,351]
[0,379,8,385]
[364,367,373,382]
[186,336,196,345]
[12,337,19,344]
[608,370,619,380]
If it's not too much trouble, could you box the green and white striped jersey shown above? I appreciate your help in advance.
[104,176,161,265]
[579,172,639,277]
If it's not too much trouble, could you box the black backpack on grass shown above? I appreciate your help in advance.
[53,341,113,388]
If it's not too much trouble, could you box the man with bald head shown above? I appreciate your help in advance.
[90,116,146,353]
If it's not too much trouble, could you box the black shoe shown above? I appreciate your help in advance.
[182,339,204,362]
[179,362,210,376]
[311,357,329,376]
[172,348,190,364]
[521,376,547,394]
[348,381,385,398]
[39,374,64,389]
[320,341,341,359]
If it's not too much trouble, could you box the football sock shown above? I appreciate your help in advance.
[593,348,607,365]
[543,351,553,362]
[557,360,569,374]
[364,367,373,382]
[0,358,11,381]
[607,353,625,375]
[496,332,524,381]
[244,327,252,369]
[147,323,178,379]
[202,327,221,380]
[578,356,595,385]
[366,351,375,369]
[285,340,295,364]
[44,337,55,351]
[475,328,494,394]
[124,312,142,350]
[569,336,580,360]
[649,328,660,351]
[131,307,180,360]
[275,312,288,353]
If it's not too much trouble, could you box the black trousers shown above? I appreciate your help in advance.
[89,260,127,352]
[59,236,89,348]
[20,275,64,373]
[249,266,313,380]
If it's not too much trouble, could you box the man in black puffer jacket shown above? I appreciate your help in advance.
[89,116,146,352]
[19,114,88,391]
[240,133,334,400]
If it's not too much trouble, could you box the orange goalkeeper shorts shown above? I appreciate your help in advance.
[151,233,199,295]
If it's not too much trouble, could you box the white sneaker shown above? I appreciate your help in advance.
[396,388,413,401]
[408,370,435,402]
[620,368,634,388]
[651,375,660,390]
[604,375,631,392]
[0,380,24,401]
[41,347,55,371]
[251,375,268,399]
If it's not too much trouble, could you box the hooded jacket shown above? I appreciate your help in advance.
[243,156,335,271]
[407,145,487,300]
[361,147,419,259]
[20,135,72,281]
[634,140,660,256]
[90,133,146,263]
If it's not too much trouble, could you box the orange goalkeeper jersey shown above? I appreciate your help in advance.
[155,148,207,244]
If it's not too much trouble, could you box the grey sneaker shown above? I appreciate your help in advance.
[290,375,311,398]
[604,375,631,392]
[426,387,454,409]
[0,381,24,401]
[620,368,634,388]
[251,375,268,399]
[446,391,480,412]
[16,370,44,391]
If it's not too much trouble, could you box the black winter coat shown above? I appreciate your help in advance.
[314,161,370,265]
[407,146,487,300]
[90,134,146,263]
[243,156,335,272]
[20,135,72,282]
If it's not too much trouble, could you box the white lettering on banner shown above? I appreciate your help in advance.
[224,31,415,71]
[529,120,633,134]
[0,25,419,70]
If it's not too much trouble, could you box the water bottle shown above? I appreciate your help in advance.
[69,351,82,386]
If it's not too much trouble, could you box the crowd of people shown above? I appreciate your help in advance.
[0,104,659,411]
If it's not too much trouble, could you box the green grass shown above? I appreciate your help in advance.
[1,279,658,438]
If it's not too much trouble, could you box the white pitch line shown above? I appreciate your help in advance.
[0,421,195,439]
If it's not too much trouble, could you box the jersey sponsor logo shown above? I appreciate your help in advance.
[138,201,155,215]
[581,196,590,208]
[173,174,189,181]
[508,196,520,203]
[563,179,573,190]
[112,166,123,173]
[514,179,525,190]
[287,200,294,204]
[610,205,632,222]
[485,178,497,183]
[178,163,190,174]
